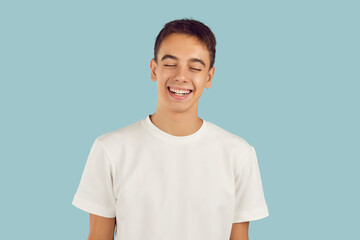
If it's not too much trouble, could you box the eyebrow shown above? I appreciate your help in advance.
[161,54,206,68]
[161,55,178,61]
[189,58,206,68]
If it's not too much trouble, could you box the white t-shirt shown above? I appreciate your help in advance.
[72,115,269,240]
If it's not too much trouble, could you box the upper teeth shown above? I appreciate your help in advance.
[169,88,191,94]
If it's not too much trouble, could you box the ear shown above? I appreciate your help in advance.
[150,58,158,82]
[204,66,215,89]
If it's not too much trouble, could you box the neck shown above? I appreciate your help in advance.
[149,108,203,137]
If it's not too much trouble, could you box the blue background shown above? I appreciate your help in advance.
[1,0,359,239]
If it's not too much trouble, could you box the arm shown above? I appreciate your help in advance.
[88,213,116,240]
[229,221,249,240]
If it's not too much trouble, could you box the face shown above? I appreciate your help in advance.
[150,33,215,114]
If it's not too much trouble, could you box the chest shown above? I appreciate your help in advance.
[113,144,235,214]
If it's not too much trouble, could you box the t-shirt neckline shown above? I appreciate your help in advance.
[143,114,208,142]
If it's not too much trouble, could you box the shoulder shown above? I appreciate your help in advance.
[206,120,254,154]
[95,118,145,150]
[205,121,255,171]
[206,122,259,175]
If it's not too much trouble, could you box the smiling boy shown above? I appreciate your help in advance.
[149,31,214,137]
[72,19,269,240]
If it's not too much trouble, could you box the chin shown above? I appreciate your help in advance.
[169,107,188,113]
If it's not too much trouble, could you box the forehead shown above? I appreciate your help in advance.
[158,33,210,64]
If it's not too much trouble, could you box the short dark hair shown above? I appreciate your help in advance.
[154,18,216,69]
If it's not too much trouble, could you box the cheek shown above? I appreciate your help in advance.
[156,72,170,89]
[158,69,174,79]
[193,75,208,87]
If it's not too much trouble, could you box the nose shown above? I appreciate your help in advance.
[174,65,188,82]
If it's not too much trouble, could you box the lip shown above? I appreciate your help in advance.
[167,87,193,100]
[168,86,193,91]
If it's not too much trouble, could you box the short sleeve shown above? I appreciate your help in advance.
[233,145,269,223]
[72,137,116,218]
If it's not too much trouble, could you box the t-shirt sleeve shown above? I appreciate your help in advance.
[233,145,269,223]
[72,137,116,218]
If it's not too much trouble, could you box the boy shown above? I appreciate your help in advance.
[72,19,269,240]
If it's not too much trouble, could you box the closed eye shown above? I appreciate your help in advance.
[190,67,201,71]
[164,64,176,67]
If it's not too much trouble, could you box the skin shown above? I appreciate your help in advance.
[230,221,250,240]
[88,214,115,240]
[149,33,215,136]
[88,33,249,240]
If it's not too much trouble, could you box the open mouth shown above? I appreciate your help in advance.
[167,87,193,96]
